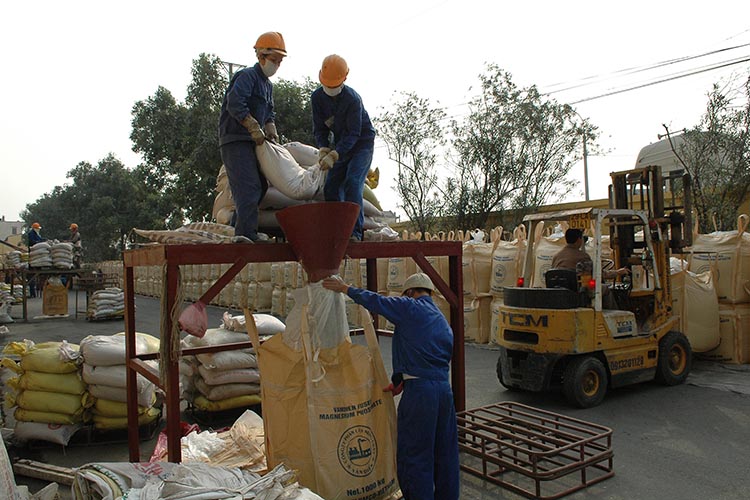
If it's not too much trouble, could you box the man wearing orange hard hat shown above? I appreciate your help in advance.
[218,31,287,242]
[312,54,376,241]
[68,223,82,267]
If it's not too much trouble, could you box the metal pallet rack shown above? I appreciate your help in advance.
[457,402,614,499]
[122,240,464,463]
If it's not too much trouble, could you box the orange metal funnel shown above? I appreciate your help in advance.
[276,202,360,282]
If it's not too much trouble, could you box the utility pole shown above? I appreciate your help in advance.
[220,60,246,80]
[582,130,589,201]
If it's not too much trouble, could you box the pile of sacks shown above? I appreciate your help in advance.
[212,141,391,238]
[5,251,22,268]
[50,241,74,269]
[180,313,284,412]
[29,242,52,268]
[88,287,125,319]
[2,340,88,444]
[80,333,161,430]
[0,288,13,324]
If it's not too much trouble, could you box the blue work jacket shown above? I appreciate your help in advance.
[311,85,375,161]
[218,63,275,146]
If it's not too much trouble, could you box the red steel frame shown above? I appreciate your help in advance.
[122,241,464,463]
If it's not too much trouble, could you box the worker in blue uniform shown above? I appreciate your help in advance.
[218,31,286,242]
[311,54,376,241]
[322,272,460,500]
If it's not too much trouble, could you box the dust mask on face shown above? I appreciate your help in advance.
[261,59,279,77]
[323,84,343,97]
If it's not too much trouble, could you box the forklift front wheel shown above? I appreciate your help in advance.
[496,356,516,391]
[656,331,692,385]
[563,356,608,408]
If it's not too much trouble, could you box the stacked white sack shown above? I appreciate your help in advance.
[29,242,52,268]
[51,241,74,269]
[80,333,161,430]
[89,288,125,319]
[181,314,284,412]
[6,251,22,268]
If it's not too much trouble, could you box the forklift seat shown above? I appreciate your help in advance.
[545,268,578,292]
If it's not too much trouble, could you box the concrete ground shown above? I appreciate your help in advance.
[4,291,750,499]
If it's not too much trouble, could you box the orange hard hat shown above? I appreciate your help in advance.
[70,223,78,231]
[254,32,287,56]
[31,222,41,229]
[319,54,349,88]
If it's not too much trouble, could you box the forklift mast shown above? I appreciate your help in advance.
[609,165,693,268]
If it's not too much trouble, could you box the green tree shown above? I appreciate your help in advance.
[375,92,447,236]
[273,77,318,145]
[131,53,226,224]
[131,55,317,223]
[22,155,166,261]
[448,65,595,230]
[665,75,750,232]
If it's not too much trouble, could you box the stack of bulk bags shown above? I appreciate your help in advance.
[29,242,52,268]
[462,228,499,344]
[690,215,750,364]
[51,241,74,269]
[2,341,87,444]
[181,314,284,412]
[489,226,527,344]
[80,333,161,430]
[88,288,125,320]
[245,263,274,313]
[669,258,721,353]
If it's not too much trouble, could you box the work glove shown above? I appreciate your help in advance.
[241,115,265,145]
[318,147,331,158]
[383,382,404,396]
[264,122,279,143]
[319,149,339,171]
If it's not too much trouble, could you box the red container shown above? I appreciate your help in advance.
[276,202,360,282]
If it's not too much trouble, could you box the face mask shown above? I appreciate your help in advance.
[323,84,343,97]
[261,60,279,77]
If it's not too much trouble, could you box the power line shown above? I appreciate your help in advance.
[545,42,750,95]
[569,56,750,104]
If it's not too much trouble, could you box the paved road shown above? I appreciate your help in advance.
[5,292,750,499]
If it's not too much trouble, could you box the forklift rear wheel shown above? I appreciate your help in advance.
[563,356,608,408]
[496,356,516,391]
[655,331,692,385]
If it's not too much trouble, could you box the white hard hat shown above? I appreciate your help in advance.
[402,273,435,294]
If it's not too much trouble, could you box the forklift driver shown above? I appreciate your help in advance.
[552,228,629,309]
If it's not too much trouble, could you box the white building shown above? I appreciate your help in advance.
[0,217,24,242]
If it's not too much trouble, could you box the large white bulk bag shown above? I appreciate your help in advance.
[689,215,750,304]
[255,142,325,200]
[704,303,750,364]
[464,295,492,344]
[670,258,721,353]
[462,228,499,297]
[531,225,567,288]
[490,226,527,297]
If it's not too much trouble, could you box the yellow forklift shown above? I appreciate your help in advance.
[496,165,693,407]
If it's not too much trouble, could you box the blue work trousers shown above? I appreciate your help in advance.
[323,144,373,240]
[220,141,268,240]
[397,378,460,500]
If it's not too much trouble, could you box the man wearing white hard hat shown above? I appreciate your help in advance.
[322,272,459,500]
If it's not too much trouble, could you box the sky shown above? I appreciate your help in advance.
[1,1,749,225]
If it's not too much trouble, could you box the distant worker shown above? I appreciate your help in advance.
[322,272,459,500]
[552,228,629,307]
[312,54,376,242]
[218,31,286,242]
[28,222,44,246]
[69,223,82,268]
